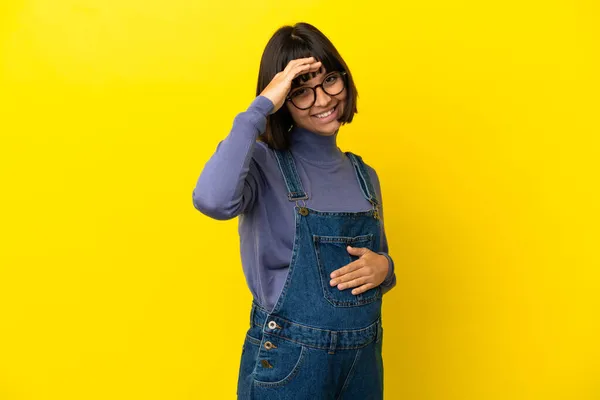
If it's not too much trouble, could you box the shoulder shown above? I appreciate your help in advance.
[251,140,276,165]
[345,151,381,188]
[247,141,282,183]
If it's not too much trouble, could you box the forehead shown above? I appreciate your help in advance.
[292,66,330,87]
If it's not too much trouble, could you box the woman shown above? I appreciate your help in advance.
[193,22,397,399]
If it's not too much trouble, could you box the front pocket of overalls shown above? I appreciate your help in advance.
[252,336,307,388]
[313,234,382,307]
[237,333,262,397]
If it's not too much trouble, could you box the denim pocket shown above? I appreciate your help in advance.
[252,336,307,388]
[237,333,261,397]
[313,234,382,307]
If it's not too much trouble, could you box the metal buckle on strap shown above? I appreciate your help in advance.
[288,193,309,201]
[369,199,380,220]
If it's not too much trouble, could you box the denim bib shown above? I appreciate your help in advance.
[237,149,385,399]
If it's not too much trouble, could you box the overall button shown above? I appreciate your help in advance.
[264,341,277,350]
[298,207,309,216]
[268,321,277,329]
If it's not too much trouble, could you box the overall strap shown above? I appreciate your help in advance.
[272,149,309,201]
[345,152,380,206]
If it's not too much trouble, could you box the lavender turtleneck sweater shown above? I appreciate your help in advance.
[193,96,396,312]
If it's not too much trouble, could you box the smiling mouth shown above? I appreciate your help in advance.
[312,105,337,119]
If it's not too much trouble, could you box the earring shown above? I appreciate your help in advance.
[288,124,294,132]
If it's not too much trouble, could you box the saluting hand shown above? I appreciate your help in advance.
[329,247,390,295]
[259,56,322,114]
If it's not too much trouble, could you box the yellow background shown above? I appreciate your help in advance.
[1,0,599,399]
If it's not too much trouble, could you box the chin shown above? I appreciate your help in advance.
[324,122,342,135]
[312,119,341,134]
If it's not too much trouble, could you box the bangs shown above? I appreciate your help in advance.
[274,34,344,88]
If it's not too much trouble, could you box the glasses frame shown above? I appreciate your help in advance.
[286,71,348,110]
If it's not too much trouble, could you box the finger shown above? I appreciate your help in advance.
[287,61,322,81]
[337,276,369,291]
[284,58,321,77]
[291,61,321,74]
[332,268,368,287]
[351,283,376,296]
[305,62,322,73]
[283,57,316,73]
[330,258,363,280]
[287,61,321,75]
[347,246,370,256]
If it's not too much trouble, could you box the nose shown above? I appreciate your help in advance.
[313,86,331,108]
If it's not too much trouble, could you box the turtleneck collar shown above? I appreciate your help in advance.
[289,126,345,165]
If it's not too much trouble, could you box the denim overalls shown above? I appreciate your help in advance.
[236,149,384,400]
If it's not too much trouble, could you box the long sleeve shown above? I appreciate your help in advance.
[368,167,397,295]
[192,96,274,220]
[377,213,397,295]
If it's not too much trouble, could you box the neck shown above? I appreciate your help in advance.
[289,126,344,164]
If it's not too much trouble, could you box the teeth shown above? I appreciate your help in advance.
[315,107,335,118]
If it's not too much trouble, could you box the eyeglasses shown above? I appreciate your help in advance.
[286,71,347,110]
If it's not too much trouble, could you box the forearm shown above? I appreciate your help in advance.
[192,96,273,219]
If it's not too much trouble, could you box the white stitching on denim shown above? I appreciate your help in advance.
[286,150,308,199]
[250,329,376,351]
[346,152,380,206]
[253,307,379,334]
[314,234,373,243]
[253,345,307,387]
[273,149,301,201]
[347,153,372,199]
[269,208,301,315]
[273,149,310,202]
[246,334,262,346]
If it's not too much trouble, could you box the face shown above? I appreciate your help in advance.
[286,67,347,136]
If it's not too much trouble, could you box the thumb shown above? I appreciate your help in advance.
[347,246,369,256]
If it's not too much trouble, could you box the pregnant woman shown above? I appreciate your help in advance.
[193,22,397,399]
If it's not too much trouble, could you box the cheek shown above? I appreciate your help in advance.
[288,106,311,124]
[336,97,347,114]
[330,90,347,109]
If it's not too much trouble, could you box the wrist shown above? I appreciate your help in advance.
[249,95,275,116]
[377,252,394,282]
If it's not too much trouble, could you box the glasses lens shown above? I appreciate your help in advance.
[289,88,314,110]
[323,72,345,96]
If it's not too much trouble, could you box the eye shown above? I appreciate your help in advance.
[324,74,339,84]
[290,88,308,98]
